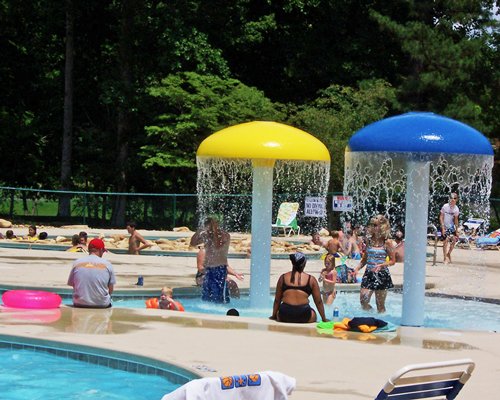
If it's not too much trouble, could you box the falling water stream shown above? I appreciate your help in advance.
[196,158,330,233]
[343,152,493,230]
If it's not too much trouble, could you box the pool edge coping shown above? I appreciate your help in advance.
[0,333,200,385]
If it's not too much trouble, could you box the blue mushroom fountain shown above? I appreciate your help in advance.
[345,112,494,326]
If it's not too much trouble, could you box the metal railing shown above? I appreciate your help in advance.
[0,186,498,232]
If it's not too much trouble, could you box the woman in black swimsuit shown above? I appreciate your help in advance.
[270,252,328,323]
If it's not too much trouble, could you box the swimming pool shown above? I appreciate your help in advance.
[0,337,197,399]
[110,292,500,332]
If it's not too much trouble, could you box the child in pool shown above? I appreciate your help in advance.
[319,261,337,305]
[159,287,183,311]
[25,225,37,241]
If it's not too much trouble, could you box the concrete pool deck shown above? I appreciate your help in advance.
[0,228,499,399]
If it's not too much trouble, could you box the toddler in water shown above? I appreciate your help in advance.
[159,287,183,311]
[319,261,337,305]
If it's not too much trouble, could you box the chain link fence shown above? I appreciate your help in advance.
[0,186,498,232]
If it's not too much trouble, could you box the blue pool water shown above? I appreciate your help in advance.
[0,348,180,399]
[110,292,500,332]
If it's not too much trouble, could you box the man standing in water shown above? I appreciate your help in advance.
[126,221,152,255]
[190,217,231,303]
[440,193,460,264]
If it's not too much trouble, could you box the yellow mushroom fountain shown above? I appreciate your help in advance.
[196,121,330,307]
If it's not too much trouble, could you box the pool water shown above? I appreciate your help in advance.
[110,292,500,332]
[0,348,180,399]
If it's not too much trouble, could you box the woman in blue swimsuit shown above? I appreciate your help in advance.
[270,252,328,323]
[353,215,395,313]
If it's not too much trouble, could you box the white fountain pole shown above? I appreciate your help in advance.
[402,158,431,326]
[250,159,275,308]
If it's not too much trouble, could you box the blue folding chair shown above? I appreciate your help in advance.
[375,359,475,399]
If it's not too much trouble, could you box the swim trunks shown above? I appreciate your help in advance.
[202,265,228,303]
[442,226,457,240]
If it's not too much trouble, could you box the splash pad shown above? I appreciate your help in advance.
[345,112,494,326]
[196,121,330,307]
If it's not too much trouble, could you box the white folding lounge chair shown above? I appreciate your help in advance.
[456,218,486,249]
[375,359,475,400]
[462,218,485,236]
[272,202,300,237]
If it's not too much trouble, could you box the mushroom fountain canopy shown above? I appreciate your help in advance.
[347,112,493,156]
[344,112,494,228]
[196,121,331,232]
[197,121,331,162]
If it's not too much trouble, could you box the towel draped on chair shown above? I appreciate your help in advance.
[161,370,296,400]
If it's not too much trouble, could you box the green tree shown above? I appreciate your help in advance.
[0,0,497,224]
[0,1,65,190]
[371,0,499,134]
[58,0,75,217]
[191,0,408,102]
[142,72,284,192]
[288,79,397,191]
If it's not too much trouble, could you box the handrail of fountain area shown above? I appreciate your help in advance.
[428,224,439,266]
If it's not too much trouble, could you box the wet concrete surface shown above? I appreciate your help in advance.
[0,231,499,399]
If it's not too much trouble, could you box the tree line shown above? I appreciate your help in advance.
[1,0,498,226]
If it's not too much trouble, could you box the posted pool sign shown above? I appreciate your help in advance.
[304,196,326,217]
[332,195,353,212]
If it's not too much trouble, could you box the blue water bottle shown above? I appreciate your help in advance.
[333,307,339,321]
[136,276,144,286]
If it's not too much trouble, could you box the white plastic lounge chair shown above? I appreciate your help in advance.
[375,358,475,400]
[457,218,486,249]
[463,218,485,235]
[272,202,300,237]
[161,370,296,400]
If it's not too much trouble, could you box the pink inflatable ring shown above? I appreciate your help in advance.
[2,290,62,309]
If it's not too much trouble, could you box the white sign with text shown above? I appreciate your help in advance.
[332,195,353,212]
[304,197,326,217]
